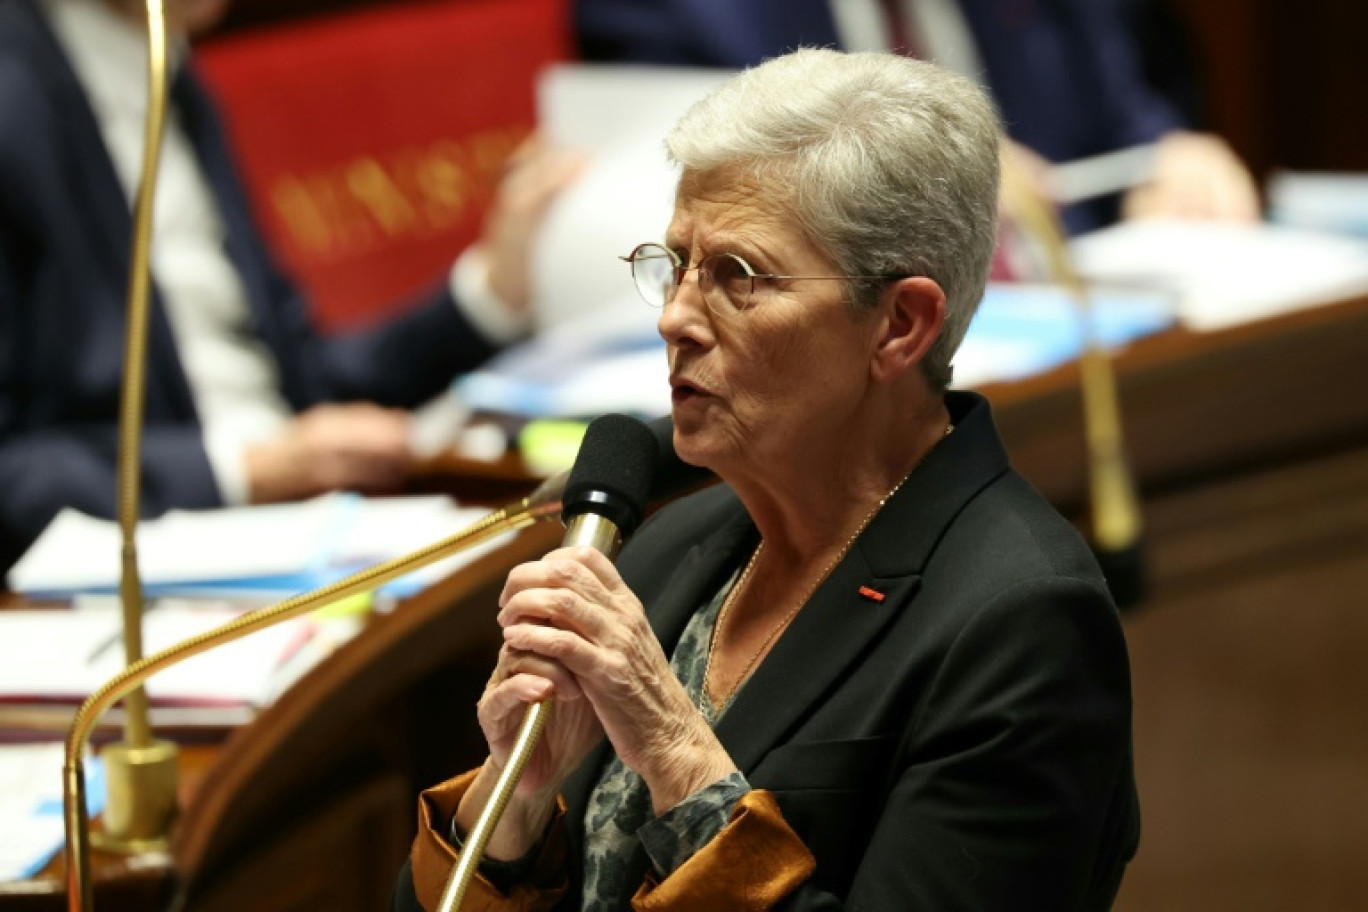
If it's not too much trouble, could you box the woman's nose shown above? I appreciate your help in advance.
[657,274,712,347]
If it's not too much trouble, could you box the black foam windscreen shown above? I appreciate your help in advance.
[562,414,660,536]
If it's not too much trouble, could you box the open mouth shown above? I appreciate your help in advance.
[670,378,706,405]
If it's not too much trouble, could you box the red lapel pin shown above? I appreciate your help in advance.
[858,585,886,603]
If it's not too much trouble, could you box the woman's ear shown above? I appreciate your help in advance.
[871,277,946,383]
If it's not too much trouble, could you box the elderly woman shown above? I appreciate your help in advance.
[394,49,1137,911]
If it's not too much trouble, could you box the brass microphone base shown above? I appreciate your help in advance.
[92,738,178,853]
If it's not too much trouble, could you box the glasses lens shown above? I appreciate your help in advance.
[629,244,677,308]
[700,253,754,313]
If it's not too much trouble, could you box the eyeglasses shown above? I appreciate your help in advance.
[621,242,910,315]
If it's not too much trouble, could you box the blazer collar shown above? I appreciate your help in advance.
[713,391,1011,773]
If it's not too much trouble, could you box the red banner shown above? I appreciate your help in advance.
[196,0,569,330]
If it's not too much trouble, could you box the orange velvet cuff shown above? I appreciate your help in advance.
[409,768,569,912]
[631,789,816,911]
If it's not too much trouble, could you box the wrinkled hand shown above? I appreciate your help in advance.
[473,641,604,801]
[1123,130,1261,223]
[479,134,585,316]
[495,547,738,814]
[245,403,411,504]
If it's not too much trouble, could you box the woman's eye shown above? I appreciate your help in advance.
[710,255,751,290]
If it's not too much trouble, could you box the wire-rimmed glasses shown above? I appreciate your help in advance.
[621,242,911,315]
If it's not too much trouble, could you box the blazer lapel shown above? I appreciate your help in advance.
[714,545,921,774]
[646,506,757,656]
[715,391,1011,774]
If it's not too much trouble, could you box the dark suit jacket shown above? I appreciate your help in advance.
[574,0,1183,230]
[394,391,1139,910]
[0,0,501,574]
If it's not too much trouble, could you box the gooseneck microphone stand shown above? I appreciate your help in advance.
[1000,152,1147,608]
[437,414,659,911]
[78,0,177,888]
[62,482,566,911]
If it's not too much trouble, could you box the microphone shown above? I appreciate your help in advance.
[526,414,714,515]
[559,414,660,552]
[438,414,660,910]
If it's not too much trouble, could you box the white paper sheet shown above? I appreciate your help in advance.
[531,64,735,329]
[0,745,103,882]
[1070,220,1368,331]
[8,495,508,599]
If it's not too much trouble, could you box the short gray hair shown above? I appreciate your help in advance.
[666,48,1001,391]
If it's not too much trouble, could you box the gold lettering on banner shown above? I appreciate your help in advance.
[347,157,420,237]
[271,178,332,255]
[269,128,528,262]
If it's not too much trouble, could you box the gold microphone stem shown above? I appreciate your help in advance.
[438,511,622,911]
[114,0,168,752]
[88,0,176,864]
[999,152,1143,559]
[438,702,551,912]
[63,496,558,912]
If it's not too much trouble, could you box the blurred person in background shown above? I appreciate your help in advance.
[574,0,1259,233]
[0,0,577,576]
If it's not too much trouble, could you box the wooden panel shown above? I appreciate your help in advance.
[1116,453,1368,910]
[184,775,410,912]
[984,294,1368,516]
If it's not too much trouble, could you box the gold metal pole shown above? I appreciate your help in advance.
[62,493,562,912]
[437,511,623,911]
[97,0,178,857]
[999,151,1145,599]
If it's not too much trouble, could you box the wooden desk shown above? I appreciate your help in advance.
[6,295,1366,910]
[980,294,1368,911]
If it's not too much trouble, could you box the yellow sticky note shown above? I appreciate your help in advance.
[519,420,590,475]
[313,591,372,620]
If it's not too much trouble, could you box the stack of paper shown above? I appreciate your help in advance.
[1268,171,1368,239]
[1070,220,1368,331]
[7,494,509,599]
[0,604,316,709]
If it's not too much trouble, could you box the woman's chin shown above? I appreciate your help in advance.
[669,421,721,472]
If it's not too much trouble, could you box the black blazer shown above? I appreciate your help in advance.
[395,391,1139,910]
[0,0,501,573]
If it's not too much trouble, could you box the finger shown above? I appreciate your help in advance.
[501,131,545,172]
[332,457,407,493]
[502,622,602,684]
[525,547,625,599]
[499,552,609,608]
[501,647,586,701]
[479,672,555,729]
[498,586,608,645]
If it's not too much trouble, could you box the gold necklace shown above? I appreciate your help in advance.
[704,423,953,709]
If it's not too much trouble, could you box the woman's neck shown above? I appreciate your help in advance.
[726,395,952,564]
